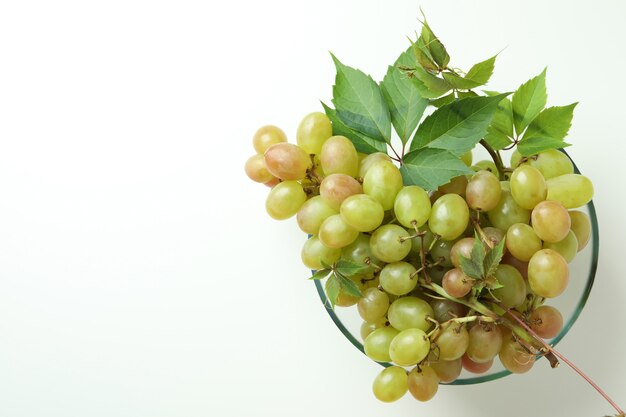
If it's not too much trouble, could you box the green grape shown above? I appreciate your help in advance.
[360,318,388,341]
[327,279,360,307]
[263,142,311,180]
[527,149,574,179]
[252,125,287,154]
[482,227,505,248]
[244,154,275,183]
[466,324,503,363]
[296,112,332,154]
[546,174,594,208]
[492,264,527,309]
[430,299,468,323]
[450,237,474,268]
[409,224,435,258]
[358,288,390,322]
[487,184,531,231]
[569,210,591,251]
[388,297,434,332]
[296,196,338,235]
[506,223,542,262]
[460,150,473,166]
[364,326,400,362]
[510,165,547,209]
[426,265,446,285]
[372,366,408,403]
[501,252,529,280]
[394,186,432,228]
[531,200,571,243]
[462,354,493,374]
[363,160,403,210]
[528,248,569,298]
[429,194,470,240]
[430,359,462,383]
[407,366,439,402]
[436,323,469,361]
[301,236,341,270]
[341,234,381,277]
[380,262,418,296]
[265,180,307,220]
[370,225,412,263]
[510,149,522,168]
[340,194,384,232]
[438,175,469,198]
[318,214,359,249]
[471,160,497,174]
[543,230,578,262]
[320,135,359,177]
[430,239,456,268]
[466,170,501,211]
[442,268,473,298]
[319,173,363,210]
[529,305,563,339]
[389,328,430,366]
[499,337,535,374]
[359,152,391,178]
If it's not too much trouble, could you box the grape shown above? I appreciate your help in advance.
[466,324,503,363]
[460,150,473,166]
[372,366,408,403]
[543,230,578,262]
[531,200,571,243]
[450,237,475,268]
[296,112,332,154]
[252,125,287,154]
[340,194,384,232]
[359,152,391,178]
[430,299,468,323]
[389,328,431,366]
[442,268,473,298]
[426,265,446,285]
[506,223,542,262]
[364,326,400,362]
[358,288,390,322]
[461,354,493,374]
[408,224,435,259]
[407,366,439,402]
[265,180,307,220]
[501,252,529,280]
[320,135,359,177]
[492,264,527,309]
[510,150,522,168]
[264,142,311,180]
[487,183,531,231]
[466,170,501,211]
[296,196,338,235]
[244,154,275,183]
[482,227,505,248]
[569,210,592,251]
[430,359,462,383]
[380,262,418,296]
[363,160,403,210]
[388,297,434,332]
[510,165,547,209]
[436,323,469,361]
[394,186,432,228]
[360,318,388,340]
[527,149,574,179]
[438,175,469,198]
[546,174,594,208]
[318,214,359,249]
[325,278,360,307]
[319,173,363,210]
[341,234,381,276]
[370,225,412,263]
[429,194,470,240]
[529,305,564,339]
[528,248,569,298]
[499,337,535,374]
[430,239,456,268]
[301,236,341,270]
[264,177,281,188]
[471,160,498,174]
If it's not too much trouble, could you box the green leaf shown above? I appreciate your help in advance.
[483,238,506,279]
[397,47,451,99]
[442,72,481,90]
[484,97,514,150]
[412,36,439,72]
[465,55,497,85]
[336,273,363,298]
[517,136,571,157]
[381,65,428,144]
[331,54,391,142]
[309,269,331,280]
[334,260,371,279]
[512,68,548,135]
[457,91,479,99]
[470,232,486,277]
[410,93,510,156]
[430,93,456,108]
[420,20,450,69]
[325,275,341,308]
[459,255,483,280]
[523,103,578,142]
[321,103,387,154]
[400,148,473,191]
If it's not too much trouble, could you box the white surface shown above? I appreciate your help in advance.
[0,1,625,416]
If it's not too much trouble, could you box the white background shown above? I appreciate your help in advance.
[1,1,625,416]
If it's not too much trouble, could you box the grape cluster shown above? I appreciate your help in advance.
[244,113,594,403]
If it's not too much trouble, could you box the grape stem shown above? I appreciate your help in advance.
[479,139,506,180]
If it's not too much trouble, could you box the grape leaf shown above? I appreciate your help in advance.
[381,65,428,144]
[517,136,571,156]
[471,232,486,277]
[484,96,514,150]
[397,46,451,99]
[409,93,510,156]
[523,103,578,142]
[331,54,391,142]
[420,19,450,69]
[412,36,439,71]
[336,273,363,298]
[400,148,473,191]
[321,102,387,154]
[309,269,331,280]
[334,259,371,278]
[430,93,456,108]
[512,68,547,135]
[459,255,483,281]
[483,237,506,279]
[441,55,496,90]
[325,275,341,307]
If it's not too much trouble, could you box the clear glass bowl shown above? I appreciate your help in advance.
[313,151,599,384]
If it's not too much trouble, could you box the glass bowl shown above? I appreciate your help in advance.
[313,150,599,384]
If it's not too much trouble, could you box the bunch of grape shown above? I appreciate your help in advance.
[244,112,594,403]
